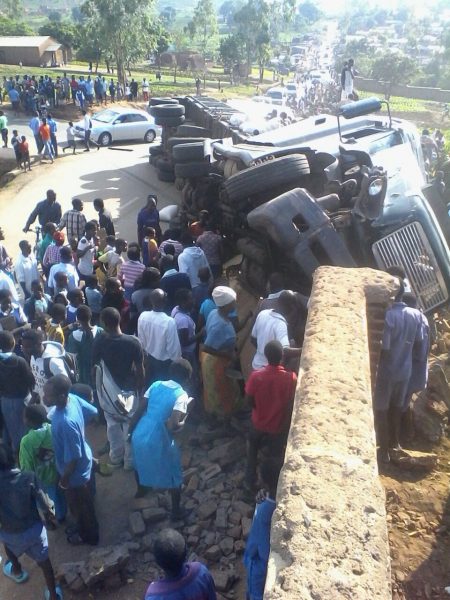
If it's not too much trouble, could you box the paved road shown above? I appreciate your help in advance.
[0,117,179,254]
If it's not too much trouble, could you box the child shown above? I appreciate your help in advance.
[145,528,216,599]
[98,238,127,278]
[18,135,31,171]
[243,458,282,600]
[53,272,69,299]
[192,266,211,317]
[45,303,66,345]
[24,280,52,323]
[0,289,28,336]
[66,288,84,325]
[84,275,102,323]
[62,121,77,154]
[11,129,21,168]
[120,246,145,301]
[142,227,158,267]
[0,442,62,600]
[19,404,67,522]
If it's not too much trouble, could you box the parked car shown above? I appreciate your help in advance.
[264,87,287,105]
[81,107,162,146]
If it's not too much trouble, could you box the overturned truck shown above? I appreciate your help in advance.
[153,96,450,313]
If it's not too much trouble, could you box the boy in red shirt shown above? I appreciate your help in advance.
[244,340,297,494]
[19,136,31,171]
[39,117,53,163]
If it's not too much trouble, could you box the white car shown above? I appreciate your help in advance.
[83,108,162,146]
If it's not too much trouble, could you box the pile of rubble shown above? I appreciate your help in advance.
[59,423,251,596]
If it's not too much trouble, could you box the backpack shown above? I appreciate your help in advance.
[43,353,78,384]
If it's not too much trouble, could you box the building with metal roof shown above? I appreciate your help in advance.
[0,36,64,67]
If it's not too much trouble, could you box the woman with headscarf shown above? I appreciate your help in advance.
[200,285,242,417]
[137,195,162,246]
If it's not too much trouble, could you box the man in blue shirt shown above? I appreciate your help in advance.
[374,282,427,463]
[29,110,43,152]
[43,374,99,546]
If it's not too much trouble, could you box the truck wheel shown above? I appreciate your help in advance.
[157,168,176,182]
[168,137,206,151]
[175,161,211,178]
[154,115,186,128]
[156,157,174,173]
[149,97,179,106]
[173,142,205,163]
[223,154,310,203]
[149,104,185,118]
[149,144,163,156]
[176,124,211,137]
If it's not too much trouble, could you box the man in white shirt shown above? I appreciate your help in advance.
[14,240,39,299]
[48,246,79,293]
[81,108,99,151]
[77,221,98,278]
[137,288,181,385]
[251,291,301,370]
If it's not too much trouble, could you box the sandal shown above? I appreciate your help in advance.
[3,561,29,583]
[97,462,113,477]
[44,585,63,600]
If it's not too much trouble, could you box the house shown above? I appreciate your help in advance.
[0,36,64,67]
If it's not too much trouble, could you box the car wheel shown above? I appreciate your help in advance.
[223,154,310,203]
[98,132,112,146]
[145,129,156,143]
[175,161,211,178]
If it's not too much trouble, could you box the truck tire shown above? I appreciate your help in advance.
[223,155,310,203]
[149,144,163,156]
[149,97,179,106]
[154,115,186,128]
[168,137,206,151]
[173,142,205,163]
[176,124,211,137]
[175,161,211,178]
[157,168,176,182]
[156,157,174,173]
[149,104,185,118]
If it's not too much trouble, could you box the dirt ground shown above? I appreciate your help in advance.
[381,348,450,600]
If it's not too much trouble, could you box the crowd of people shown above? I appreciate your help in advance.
[0,73,154,115]
[0,188,309,599]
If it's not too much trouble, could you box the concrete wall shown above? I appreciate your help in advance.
[265,266,398,600]
[355,76,450,103]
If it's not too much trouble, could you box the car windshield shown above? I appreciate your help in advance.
[92,110,119,124]
[267,91,282,99]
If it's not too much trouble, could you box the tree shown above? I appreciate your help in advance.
[219,34,245,71]
[0,0,22,19]
[38,20,80,63]
[371,53,417,100]
[71,6,85,22]
[48,10,62,22]
[219,0,236,25]
[81,0,158,84]
[186,0,218,58]
[0,16,32,35]
[298,0,321,24]
[233,0,272,81]
[160,6,176,26]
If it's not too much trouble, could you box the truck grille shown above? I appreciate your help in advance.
[372,221,448,312]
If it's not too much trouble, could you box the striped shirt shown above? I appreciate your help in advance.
[59,210,87,242]
[43,243,63,267]
[120,260,145,289]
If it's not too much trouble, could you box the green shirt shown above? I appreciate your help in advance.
[0,115,7,130]
[19,423,58,486]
